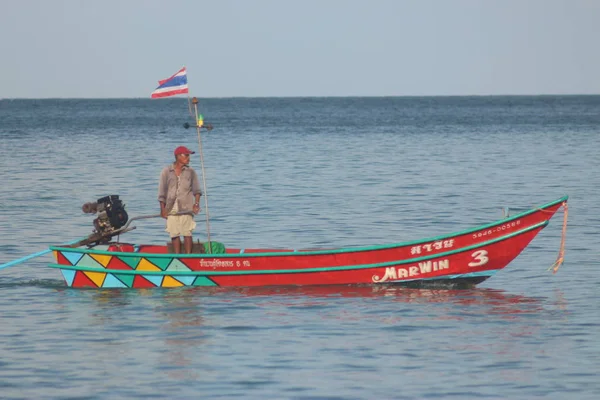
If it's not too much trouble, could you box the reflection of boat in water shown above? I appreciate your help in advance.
[78,284,545,312]
[224,285,543,310]
[48,196,568,289]
[120,284,542,317]
[215,285,550,326]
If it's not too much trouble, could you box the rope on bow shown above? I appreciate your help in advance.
[548,201,568,274]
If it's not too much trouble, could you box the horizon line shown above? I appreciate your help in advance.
[2,93,600,100]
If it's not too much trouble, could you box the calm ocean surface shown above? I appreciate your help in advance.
[0,96,599,399]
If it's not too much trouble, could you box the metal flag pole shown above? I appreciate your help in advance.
[191,96,212,252]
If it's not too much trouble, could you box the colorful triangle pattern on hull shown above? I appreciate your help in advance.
[55,251,221,287]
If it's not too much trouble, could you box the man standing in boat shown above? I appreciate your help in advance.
[158,146,202,254]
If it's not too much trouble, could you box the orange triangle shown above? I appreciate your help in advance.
[137,258,161,271]
[83,271,107,287]
[162,276,184,287]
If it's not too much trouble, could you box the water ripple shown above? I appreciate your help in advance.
[0,97,599,399]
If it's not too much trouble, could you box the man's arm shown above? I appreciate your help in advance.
[158,168,168,218]
[192,170,201,213]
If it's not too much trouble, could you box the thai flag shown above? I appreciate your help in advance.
[151,67,189,98]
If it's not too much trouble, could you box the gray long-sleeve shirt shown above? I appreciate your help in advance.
[158,164,201,214]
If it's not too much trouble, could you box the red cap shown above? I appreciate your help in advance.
[174,146,195,156]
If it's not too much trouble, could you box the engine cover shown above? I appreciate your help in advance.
[92,195,129,235]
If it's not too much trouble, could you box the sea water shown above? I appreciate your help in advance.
[0,96,599,399]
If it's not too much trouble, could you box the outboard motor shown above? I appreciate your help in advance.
[82,195,129,236]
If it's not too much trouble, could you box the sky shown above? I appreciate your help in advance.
[1,0,599,98]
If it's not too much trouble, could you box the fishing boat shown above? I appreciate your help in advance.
[46,195,568,289]
[0,76,568,289]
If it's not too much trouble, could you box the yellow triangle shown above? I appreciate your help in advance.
[53,250,58,262]
[84,271,106,287]
[137,258,161,271]
[90,253,112,267]
[162,276,184,287]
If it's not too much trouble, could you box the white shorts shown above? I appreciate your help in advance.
[166,214,196,238]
